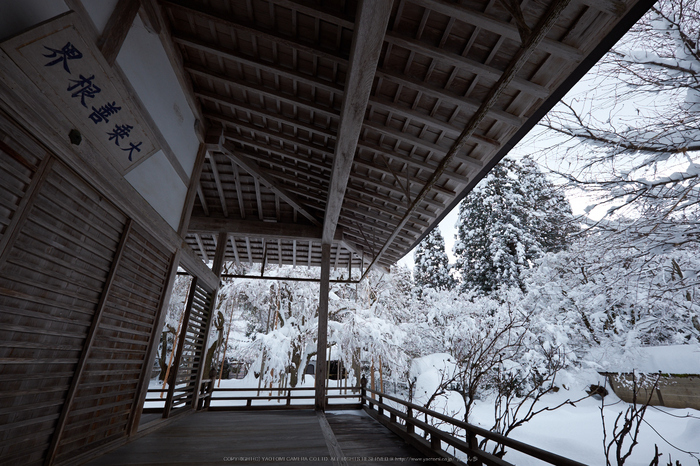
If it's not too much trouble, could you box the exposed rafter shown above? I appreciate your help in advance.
[363,0,576,276]
[219,140,322,226]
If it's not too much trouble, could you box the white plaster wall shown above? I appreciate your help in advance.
[117,15,200,177]
[81,1,200,177]
[80,1,201,231]
[0,1,69,41]
[80,0,119,34]
[125,150,188,230]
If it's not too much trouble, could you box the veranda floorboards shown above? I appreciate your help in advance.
[325,411,433,466]
[87,411,330,466]
[86,410,434,466]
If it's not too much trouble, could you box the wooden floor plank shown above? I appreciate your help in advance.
[87,410,434,466]
[325,411,434,465]
[87,411,331,466]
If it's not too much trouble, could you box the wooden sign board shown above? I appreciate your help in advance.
[1,11,158,174]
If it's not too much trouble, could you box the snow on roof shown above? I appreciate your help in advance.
[603,344,700,374]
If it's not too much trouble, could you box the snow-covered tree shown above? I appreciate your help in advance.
[539,0,700,309]
[454,156,574,294]
[414,228,454,291]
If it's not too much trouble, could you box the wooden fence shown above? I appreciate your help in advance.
[360,387,586,466]
[145,384,362,412]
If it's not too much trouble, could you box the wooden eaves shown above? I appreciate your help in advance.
[146,0,656,276]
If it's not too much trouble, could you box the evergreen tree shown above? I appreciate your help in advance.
[414,227,454,291]
[454,156,574,294]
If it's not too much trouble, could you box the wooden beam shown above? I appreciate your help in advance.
[369,96,493,162]
[0,156,53,269]
[211,232,228,278]
[370,96,502,155]
[219,124,334,159]
[322,0,392,244]
[222,138,331,175]
[198,91,336,140]
[362,120,452,167]
[374,68,525,128]
[138,0,162,34]
[163,0,348,65]
[207,154,228,217]
[45,219,133,465]
[220,141,322,226]
[173,33,343,96]
[268,0,354,30]
[363,0,575,277]
[315,242,331,411]
[253,175,264,221]
[188,216,346,241]
[194,233,209,263]
[384,31,550,99]
[579,0,627,15]
[231,161,246,219]
[409,0,582,60]
[245,237,253,264]
[190,217,318,239]
[230,236,240,263]
[196,184,210,216]
[98,0,141,66]
[218,273,360,284]
[178,144,207,236]
[357,140,470,184]
[179,241,219,291]
[186,64,340,120]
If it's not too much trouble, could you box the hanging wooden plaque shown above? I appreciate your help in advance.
[1,11,159,174]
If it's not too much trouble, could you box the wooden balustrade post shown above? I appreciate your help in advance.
[406,407,414,434]
[360,374,367,406]
[378,395,383,416]
[203,374,215,410]
[467,430,482,466]
[431,433,441,452]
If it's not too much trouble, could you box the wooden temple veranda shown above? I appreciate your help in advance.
[0,0,654,464]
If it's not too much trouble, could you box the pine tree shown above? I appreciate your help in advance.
[454,156,574,294]
[414,227,454,291]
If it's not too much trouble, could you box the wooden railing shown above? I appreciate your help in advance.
[143,383,362,413]
[206,386,361,410]
[361,387,586,466]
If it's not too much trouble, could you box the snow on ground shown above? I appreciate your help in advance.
[474,371,700,466]
[408,354,700,466]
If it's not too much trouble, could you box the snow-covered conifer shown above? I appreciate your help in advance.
[414,228,454,291]
[454,156,574,294]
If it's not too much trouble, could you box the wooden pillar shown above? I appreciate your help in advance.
[314,243,331,411]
